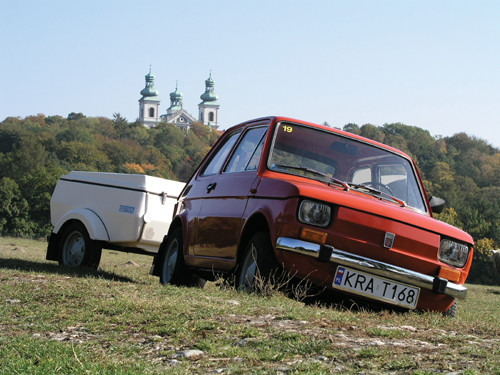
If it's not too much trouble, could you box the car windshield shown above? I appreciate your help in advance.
[268,122,427,212]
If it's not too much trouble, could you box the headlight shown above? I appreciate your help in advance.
[298,200,331,227]
[438,239,470,268]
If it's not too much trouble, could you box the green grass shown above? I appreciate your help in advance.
[1,237,499,374]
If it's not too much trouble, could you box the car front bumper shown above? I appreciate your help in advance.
[276,237,467,300]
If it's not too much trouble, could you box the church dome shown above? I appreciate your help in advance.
[200,73,218,102]
[200,90,218,102]
[141,86,159,97]
[205,75,214,87]
[140,69,159,97]
[170,85,183,101]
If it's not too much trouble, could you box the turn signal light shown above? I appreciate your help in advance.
[300,227,327,244]
[438,266,461,283]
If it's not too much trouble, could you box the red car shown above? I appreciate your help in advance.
[151,116,473,316]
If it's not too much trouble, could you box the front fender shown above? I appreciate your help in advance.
[52,208,110,242]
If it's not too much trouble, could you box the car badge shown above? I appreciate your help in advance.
[384,232,395,249]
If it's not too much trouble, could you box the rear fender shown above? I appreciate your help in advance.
[52,208,110,241]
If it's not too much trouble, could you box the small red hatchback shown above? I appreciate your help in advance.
[151,116,473,316]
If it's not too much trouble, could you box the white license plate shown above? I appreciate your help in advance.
[333,266,420,309]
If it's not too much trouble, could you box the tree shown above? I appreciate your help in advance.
[343,123,360,135]
[0,177,32,236]
[360,124,385,143]
[67,112,86,121]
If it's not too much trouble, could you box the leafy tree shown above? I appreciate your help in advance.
[0,177,33,236]
[67,112,85,121]
[56,141,109,171]
[343,123,360,135]
[468,238,500,286]
[360,124,384,143]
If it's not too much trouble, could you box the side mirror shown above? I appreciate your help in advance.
[429,196,445,214]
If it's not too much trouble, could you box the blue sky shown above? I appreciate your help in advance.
[1,0,499,148]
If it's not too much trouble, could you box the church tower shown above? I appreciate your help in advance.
[198,72,220,129]
[160,82,197,130]
[166,82,183,115]
[138,68,160,128]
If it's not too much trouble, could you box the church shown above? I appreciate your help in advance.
[138,68,220,130]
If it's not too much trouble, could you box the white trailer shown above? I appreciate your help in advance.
[46,171,185,268]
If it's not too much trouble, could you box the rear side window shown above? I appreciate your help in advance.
[225,127,267,173]
[200,131,240,176]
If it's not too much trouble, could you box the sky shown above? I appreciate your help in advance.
[1,0,499,149]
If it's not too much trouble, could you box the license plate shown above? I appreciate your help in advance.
[333,266,420,309]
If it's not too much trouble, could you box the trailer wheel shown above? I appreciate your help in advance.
[58,222,102,269]
[159,227,205,287]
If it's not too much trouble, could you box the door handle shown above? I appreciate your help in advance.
[206,183,217,193]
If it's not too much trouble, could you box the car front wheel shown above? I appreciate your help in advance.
[442,299,457,317]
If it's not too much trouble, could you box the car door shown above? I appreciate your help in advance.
[181,130,241,258]
[193,126,268,261]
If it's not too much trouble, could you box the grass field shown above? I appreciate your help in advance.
[1,237,499,374]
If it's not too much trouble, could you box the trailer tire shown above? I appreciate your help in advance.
[159,227,205,287]
[58,221,102,269]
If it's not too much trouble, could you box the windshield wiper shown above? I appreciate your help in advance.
[350,183,406,207]
[272,164,349,190]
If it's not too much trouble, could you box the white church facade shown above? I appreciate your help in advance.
[138,69,220,130]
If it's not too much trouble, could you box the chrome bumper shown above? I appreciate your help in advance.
[276,237,467,300]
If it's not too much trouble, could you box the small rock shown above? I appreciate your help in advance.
[400,325,417,332]
[176,349,204,359]
[5,299,21,304]
[276,365,291,374]
[314,355,329,362]
[237,338,256,346]
[168,359,181,366]
[124,261,139,267]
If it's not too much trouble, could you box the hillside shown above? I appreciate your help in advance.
[0,113,498,284]
[1,238,499,374]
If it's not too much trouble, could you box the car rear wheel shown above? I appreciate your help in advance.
[236,232,279,293]
[58,222,102,269]
[159,227,205,287]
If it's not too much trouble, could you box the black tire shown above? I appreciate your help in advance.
[236,232,280,293]
[58,222,102,269]
[158,227,205,287]
[442,299,457,318]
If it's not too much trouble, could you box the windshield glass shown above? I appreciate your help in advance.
[268,122,427,212]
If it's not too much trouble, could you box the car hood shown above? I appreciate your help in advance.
[256,175,474,245]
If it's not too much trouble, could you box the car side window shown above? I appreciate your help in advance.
[351,167,371,184]
[224,127,267,173]
[200,131,240,176]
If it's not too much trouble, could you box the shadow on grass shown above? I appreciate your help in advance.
[303,289,410,315]
[0,257,137,283]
